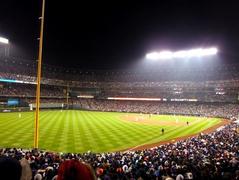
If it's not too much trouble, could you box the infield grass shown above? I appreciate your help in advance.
[0,110,222,153]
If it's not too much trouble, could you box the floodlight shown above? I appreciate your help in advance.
[145,52,160,60]
[186,48,203,57]
[173,50,187,58]
[0,37,9,44]
[202,47,218,55]
[158,51,173,59]
[146,47,218,60]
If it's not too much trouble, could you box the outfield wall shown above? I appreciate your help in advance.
[0,107,29,113]
[0,103,233,119]
[0,103,64,112]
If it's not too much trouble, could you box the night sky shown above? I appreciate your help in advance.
[1,1,239,69]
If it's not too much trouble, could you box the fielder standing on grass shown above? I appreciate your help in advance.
[161,128,164,135]
[18,108,21,118]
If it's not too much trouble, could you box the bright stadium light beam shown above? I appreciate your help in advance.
[145,52,160,60]
[173,50,188,58]
[0,37,9,44]
[201,47,218,56]
[158,51,173,59]
[146,47,218,60]
[184,48,203,57]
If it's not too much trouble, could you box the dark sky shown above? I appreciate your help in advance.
[1,1,239,69]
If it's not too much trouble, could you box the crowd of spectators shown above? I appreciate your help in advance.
[1,56,239,104]
[102,90,238,103]
[1,70,239,89]
[0,83,66,98]
[0,122,238,180]
[0,79,238,118]
[1,56,239,82]
[0,80,238,103]
[78,99,239,119]
[1,56,239,83]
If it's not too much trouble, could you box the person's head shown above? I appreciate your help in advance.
[0,156,22,180]
[34,173,42,180]
[57,159,96,180]
[20,158,32,180]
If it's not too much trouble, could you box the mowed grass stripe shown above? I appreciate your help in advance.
[0,113,32,134]
[95,114,143,144]
[79,111,95,148]
[87,112,188,152]
[145,118,221,145]
[39,111,63,151]
[90,113,133,151]
[60,111,73,152]
[0,113,27,146]
[84,111,116,152]
[75,111,90,152]
[78,111,101,152]
[10,113,35,148]
[79,112,152,152]
[85,112,117,143]
[0,110,222,152]
[73,110,87,152]
[94,113,149,152]
[43,111,67,152]
[0,112,33,131]
[92,113,172,152]
[63,111,73,152]
[173,119,218,139]
[0,112,34,148]
[164,120,211,140]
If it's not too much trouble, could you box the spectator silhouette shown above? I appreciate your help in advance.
[57,159,96,180]
[20,158,32,180]
[0,156,22,180]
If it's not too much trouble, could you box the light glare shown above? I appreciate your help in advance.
[146,47,218,60]
[108,97,162,101]
[146,52,160,60]
[158,51,173,59]
[0,37,9,44]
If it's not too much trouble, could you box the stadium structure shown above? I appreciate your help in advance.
[0,54,239,179]
[0,55,238,114]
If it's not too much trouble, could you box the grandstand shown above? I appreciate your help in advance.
[0,56,238,179]
[0,56,239,108]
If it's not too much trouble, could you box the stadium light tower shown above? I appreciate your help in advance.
[34,0,45,149]
[146,47,218,60]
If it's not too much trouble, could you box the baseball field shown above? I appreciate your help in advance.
[0,110,224,153]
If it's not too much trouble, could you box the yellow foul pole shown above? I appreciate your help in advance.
[34,0,45,148]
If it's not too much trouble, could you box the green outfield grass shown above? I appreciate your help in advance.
[0,110,222,153]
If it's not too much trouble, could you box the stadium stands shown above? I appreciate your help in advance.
[0,56,239,104]
[0,56,238,179]
[77,99,238,119]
